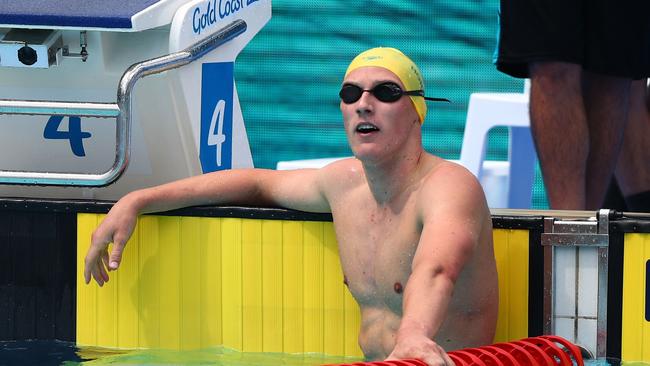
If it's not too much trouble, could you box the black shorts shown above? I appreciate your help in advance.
[494,0,650,79]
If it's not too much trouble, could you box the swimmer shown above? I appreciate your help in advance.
[84,47,498,366]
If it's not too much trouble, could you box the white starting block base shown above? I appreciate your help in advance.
[0,0,271,199]
[276,158,511,209]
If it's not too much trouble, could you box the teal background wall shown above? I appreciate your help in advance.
[235,0,548,208]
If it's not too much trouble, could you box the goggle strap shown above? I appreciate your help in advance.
[423,96,451,103]
[403,90,451,103]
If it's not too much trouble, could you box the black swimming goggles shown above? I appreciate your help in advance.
[339,82,450,104]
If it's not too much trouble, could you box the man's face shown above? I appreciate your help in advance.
[340,66,421,162]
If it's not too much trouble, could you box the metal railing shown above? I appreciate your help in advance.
[0,19,247,186]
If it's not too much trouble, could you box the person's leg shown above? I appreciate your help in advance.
[580,0,650,210]
[615,79,650,212]
[582,72,632,210]
[529,62,588,209]
[602,178,628,211]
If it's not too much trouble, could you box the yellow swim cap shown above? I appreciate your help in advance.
[345,47,427,123]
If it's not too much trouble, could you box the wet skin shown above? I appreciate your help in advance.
[321,67,498,360]
[323,155,497,360]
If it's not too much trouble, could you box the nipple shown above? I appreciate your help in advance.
[393,282,403,294]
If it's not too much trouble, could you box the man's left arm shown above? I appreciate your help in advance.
[386,164,489,366]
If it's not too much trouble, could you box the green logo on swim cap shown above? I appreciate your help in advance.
[410,65,424,89]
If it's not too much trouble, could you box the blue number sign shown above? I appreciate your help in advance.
[200,62,234,172]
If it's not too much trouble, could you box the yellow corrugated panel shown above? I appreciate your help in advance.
[159,217,181,349]
[282,220,304,353]
[242,219,263,352]
[95,243,117,347]
[199,217,222,348]
[117,213,139,349]
[304,221,324,353]
[323,223,346,356]
[76,213,99,345]
[76,215,359,357]
[78,215,525,357]
[137,216,160,348]
[622,233,650,362]
[221,218,243,350]
[180,218,201,349]
[492,228,529,343]
[261,220,283,352]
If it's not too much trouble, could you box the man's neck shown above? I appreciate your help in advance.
[362,147,426,204]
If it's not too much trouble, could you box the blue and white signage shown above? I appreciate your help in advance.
[192,0,261,35]
[200,62,233,172]
[169,0,270,171]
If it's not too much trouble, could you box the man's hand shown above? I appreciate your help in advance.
[386,333,455,366]
[84,197,139,286]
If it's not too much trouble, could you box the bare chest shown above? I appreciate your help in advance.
[330,199,422,310]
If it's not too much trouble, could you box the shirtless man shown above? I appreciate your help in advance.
[84,47,498,366]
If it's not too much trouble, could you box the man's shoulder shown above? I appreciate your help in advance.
[316,157,364,190]
[423,156,477,185]
[320,157,363,175]
[420,156,485,204]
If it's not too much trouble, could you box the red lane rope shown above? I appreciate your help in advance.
[521,337,572,365]
[451,349,488,366]
[322,335,585,366]
[462,346,507,366]
[480,345,521,366]
[511,340,554,366]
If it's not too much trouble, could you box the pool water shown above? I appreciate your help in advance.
[1,340,87,366]
[0,340,361,366]
[1,340,648,366]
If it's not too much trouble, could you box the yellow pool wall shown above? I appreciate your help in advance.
[77,214,531,355]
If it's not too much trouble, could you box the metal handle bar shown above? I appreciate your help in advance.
[0,19,247,186]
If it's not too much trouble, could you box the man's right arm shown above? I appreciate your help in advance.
[84,167,330,286]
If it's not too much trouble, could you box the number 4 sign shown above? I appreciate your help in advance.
[43,115,92,157]
[207,99,226,167]
[200,62,233,172]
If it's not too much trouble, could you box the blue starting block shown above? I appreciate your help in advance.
[0,0,175,30]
